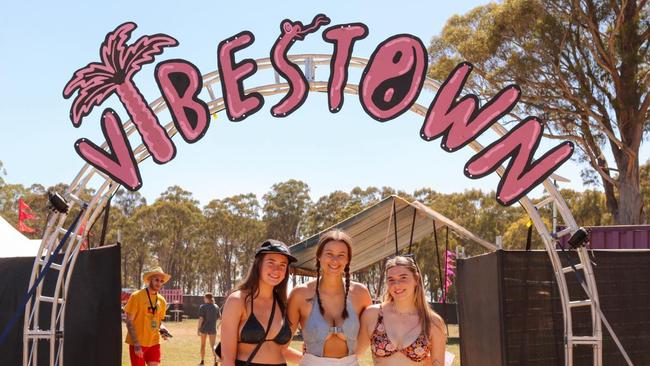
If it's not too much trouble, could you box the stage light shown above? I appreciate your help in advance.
[568,227,589,249]
[48,192,69,214]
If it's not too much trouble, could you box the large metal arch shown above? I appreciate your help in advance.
[24,54,602,366]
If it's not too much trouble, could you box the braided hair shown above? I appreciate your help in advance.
[315,229,353,320]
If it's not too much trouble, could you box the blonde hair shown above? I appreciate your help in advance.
[384,256,445,339]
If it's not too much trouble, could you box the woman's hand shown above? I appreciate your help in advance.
[282,345,304,364]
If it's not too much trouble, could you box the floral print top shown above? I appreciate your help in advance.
[370,305,431,362]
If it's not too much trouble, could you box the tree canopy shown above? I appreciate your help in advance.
[7,169,644,300]
[429,0,649,224]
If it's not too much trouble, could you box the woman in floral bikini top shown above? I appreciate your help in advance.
[370,304,431,362]
[358,256,447,365]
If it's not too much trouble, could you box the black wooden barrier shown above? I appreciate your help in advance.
[457,250,650,366]
[0,245,121,366]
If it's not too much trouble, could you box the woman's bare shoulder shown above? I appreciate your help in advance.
[349,281,371,295]
[222,291,247,317]
[225,290,253,307]
[289,281,316,300]
[360,303,381,323]
[363,303,381,315]
[349,281,372,307]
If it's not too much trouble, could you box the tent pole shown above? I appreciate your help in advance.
[392,200,398,256]
[433,221,443,303]
[444,226,449,302]
[408,209,416,254]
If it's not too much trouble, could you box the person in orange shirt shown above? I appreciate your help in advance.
[124,267,172,366]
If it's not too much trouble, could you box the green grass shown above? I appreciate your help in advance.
[122,319,460,365]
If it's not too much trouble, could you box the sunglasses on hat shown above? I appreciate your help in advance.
[255,239,298,263]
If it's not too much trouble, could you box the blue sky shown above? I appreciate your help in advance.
[1,0,640,205]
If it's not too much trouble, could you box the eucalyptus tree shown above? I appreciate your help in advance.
[429,0,650,223]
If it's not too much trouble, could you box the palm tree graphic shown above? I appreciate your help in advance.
[63,22,178,164]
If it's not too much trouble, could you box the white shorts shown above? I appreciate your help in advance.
[299,354,359,366]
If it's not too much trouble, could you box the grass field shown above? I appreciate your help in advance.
[121,319,460,366]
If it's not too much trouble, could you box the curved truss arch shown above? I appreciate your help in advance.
[25,54,602,366]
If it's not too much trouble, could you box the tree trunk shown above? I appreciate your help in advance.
[136,259,144,288]
[122,255,128,287]
[224,242,233,293]
[375,262,386,300]
[595,155,619,222]
[616,156,645,224]
[610,0,645,224]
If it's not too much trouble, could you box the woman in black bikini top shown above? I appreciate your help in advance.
[219,240,297,366]
[239,294,292,345]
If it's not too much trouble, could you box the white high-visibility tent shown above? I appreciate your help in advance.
[289,195,495,275]
[0,216,42,258]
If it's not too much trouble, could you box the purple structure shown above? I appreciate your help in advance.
[559,225,650,249]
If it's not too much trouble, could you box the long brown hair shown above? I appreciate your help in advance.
[384,256,444,339]
[235,250,291,313]
[315,229,352,320]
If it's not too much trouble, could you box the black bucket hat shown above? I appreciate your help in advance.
[255,239,297,263]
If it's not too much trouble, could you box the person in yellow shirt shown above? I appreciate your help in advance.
[124,267,172,366]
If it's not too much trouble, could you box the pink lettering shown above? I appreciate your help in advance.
[217,31,263,121]
[75,109,142,190]
[270,14,331,117]
[63,22,177,165]
[464,118,574,206]
[421,62,520,151]
[359,34,427,121]
[64,19,575,202]
[322,23,368,113]
[155,60,210,143]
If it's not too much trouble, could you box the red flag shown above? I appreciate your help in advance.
[18,198,36,233]
[442,250,457,303]
[78,220,89,251]
[18,221,35,233]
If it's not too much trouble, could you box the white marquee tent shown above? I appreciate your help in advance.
[0,216,42,258]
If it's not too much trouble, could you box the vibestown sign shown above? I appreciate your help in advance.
[63,14,574,206]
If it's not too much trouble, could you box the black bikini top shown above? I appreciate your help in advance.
[240,294,292,345]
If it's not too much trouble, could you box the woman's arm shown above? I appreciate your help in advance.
[428,316,448,366]
[282,345,303,364]
[220,292,244,366]
[287,286,305,335]
[197,316,204,336]
[356,305,377,357]
[286,286,305,364]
